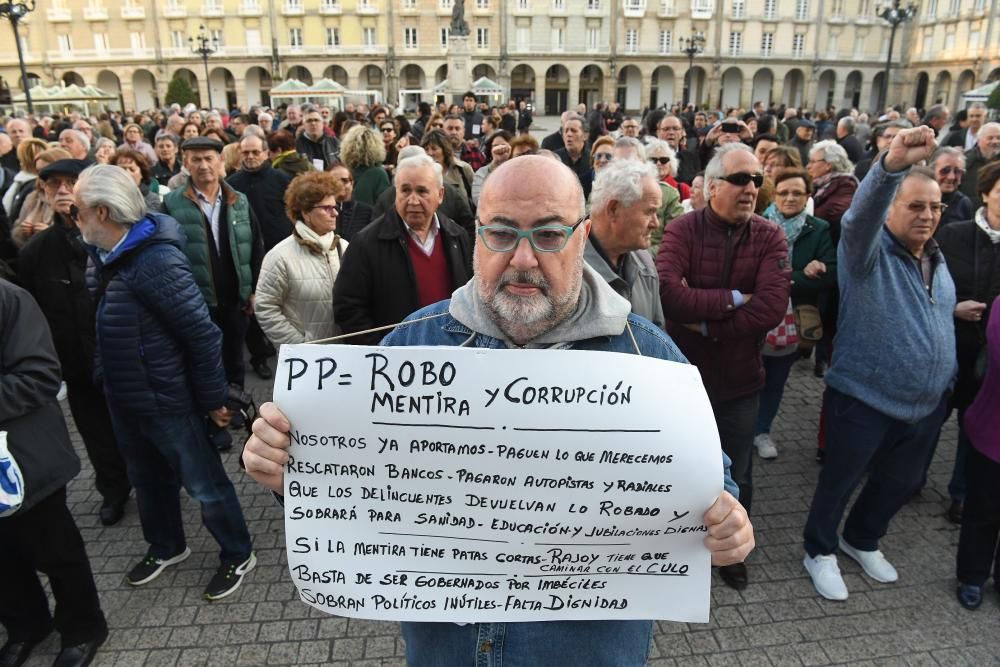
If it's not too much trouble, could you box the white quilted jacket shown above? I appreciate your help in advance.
[256,223,348,345]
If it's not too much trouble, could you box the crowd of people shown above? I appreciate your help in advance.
[0,92,998,666]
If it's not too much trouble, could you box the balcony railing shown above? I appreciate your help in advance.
[121,6,145,19]
[46,7,72,21]
[163,5,188,17]
[282,2,304,15]
[238,3,262,15]
[47,47,155,60]
[83,6,108,20]
[319,2,342,14]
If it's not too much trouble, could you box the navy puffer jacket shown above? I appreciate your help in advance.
[87,212,228,416]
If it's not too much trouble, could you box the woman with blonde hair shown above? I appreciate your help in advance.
[2,138,49,224]
[256,170,349,345]
[339,125,389,206]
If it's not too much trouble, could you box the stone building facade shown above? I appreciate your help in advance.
[1,0,998,114]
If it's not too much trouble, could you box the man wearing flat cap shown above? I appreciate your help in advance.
[162,138,264,434]
[788,119,817,166]
[17,159,132,527]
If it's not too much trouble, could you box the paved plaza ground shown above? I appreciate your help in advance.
[8,355,998,667]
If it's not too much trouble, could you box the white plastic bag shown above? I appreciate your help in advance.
[0,431,25,516]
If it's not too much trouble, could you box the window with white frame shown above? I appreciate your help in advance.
[974,0,985,11]
[925,0,937,15]
[763,0,776,17]
[859,0,871,15]
[659,29,672,53]
[660,0,675,13]
[944,32,955,50]
[732,0,745,18]
[625,28,638,52]
[170,30,185,48]
[404,26,418,48]
[363,26,376,46]
[517,0,529,9]
[286,0,301,9]
[516,26,528,50]
[922,33,932,54]
[440,26,450,46]
[792,33,805,56]
[948,0,960,15]
[130,31,146,52]
[831,0,844,14]
[795,0,808,19]
[326,27,340,46]
[476,0,489,8]
[587,27,600,49]
[553,0,565,10]
[587,0,600,8]
[476,27,489,48]
[853,33,864,56]
[210,29,223,46]
[358,0,373,10]
[58,34,73,53]
[623,0,644,11]
[402,0,415,7]
[761,31,773,56]
[970,29,980,48]
[289,27,303,47]
[826,32,837,56]
[94,33,109,52]
[728,30,742,55]
[439,0,452,8]
[320,0,339,10]
[692,0,712,12]
[246,29,261,48]
[552,27,565,50]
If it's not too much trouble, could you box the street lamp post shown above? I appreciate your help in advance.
[679,32,705,109]
[0,0,37,114]
[190,24,218,110]
[877,0,916,112]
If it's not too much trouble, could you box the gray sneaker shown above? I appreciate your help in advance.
[754,433,778,459]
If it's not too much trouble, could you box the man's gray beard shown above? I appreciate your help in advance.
[475,253,584,344]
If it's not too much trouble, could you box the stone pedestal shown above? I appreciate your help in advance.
[447,35,472,103]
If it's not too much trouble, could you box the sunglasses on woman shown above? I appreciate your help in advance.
[649,157,671,165]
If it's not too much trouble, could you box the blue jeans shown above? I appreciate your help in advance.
[108,409,252,565]
[400,620,652,666]
[803,388,949,556]
[755,353,798,435]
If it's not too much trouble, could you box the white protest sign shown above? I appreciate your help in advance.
[275,344,723,623]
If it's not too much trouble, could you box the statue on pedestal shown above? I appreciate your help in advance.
[450,0,469,36]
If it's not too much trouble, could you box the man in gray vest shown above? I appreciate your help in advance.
[162,137,264,395]
[585,159,665,329]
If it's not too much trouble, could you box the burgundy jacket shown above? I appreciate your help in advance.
[812,174,858,244]
[656,206,791,402]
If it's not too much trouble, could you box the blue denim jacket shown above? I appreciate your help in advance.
[382,300,737,667]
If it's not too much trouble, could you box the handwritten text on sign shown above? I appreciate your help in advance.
[275,344,722,623]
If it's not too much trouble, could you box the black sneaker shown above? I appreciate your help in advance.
[126,547,191,586]
[203,552,256,601]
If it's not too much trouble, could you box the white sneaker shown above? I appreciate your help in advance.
[56,381,68,402]
[839,538,898,583]
[803,553,848,600]
[754,433,778,459]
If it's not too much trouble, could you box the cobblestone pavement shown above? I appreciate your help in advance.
[11,355,1000,667]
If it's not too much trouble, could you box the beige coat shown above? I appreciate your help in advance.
[255,222,348,345]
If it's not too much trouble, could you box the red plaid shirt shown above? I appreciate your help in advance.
[461,144,487,171]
